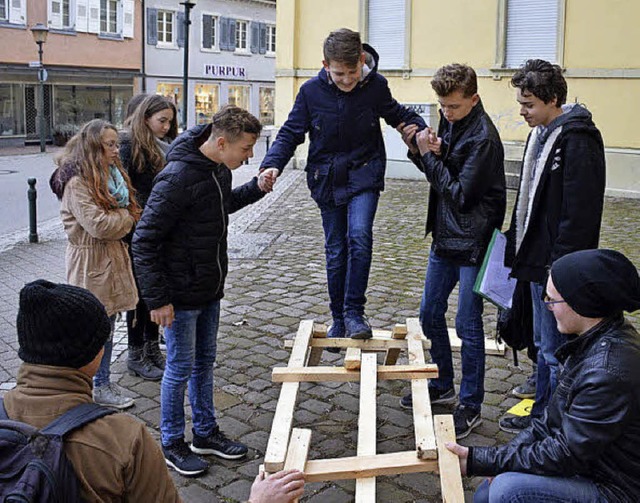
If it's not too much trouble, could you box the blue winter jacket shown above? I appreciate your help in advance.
[260,45,426,207]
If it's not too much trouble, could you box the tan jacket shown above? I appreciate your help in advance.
[3,364,181,503]
[61,176,137,316]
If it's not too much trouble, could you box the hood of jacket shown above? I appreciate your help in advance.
[538,103,596,145]
[166,123,217,169]
[317,43,380,90]
[50,161,78,200]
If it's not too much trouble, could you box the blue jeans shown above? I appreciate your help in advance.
[530,282,566,418]
[94,315,116,388]
[420,250,485,410]
[474,472,604,502]
[160,301,220,446]
[319,190,379,321]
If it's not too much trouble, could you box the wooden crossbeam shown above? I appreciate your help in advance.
[356,353,378,501]
[264,320,314,472]
[407,318,437,460]
[272,364,438,383]
[344,347,361,370]
[435,415,464,503]
[448,328,505,356]
[304,451,438,482]
[307,322,327,367]
[284,337,429,351]
[283,427,312,503]
[384,323,409,365]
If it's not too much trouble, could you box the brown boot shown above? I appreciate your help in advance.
[127,345,163,380]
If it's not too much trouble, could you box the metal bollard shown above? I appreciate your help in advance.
[266,134,271,152]
[27,178,38,243]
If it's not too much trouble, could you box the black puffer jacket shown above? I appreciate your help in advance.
[411,100,506,265]
[504,104,605,284]
[132,124,264,310]
[468,316,640,502]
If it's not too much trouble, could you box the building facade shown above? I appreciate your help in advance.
[0,0,140,146]
[144,0,276,129]
[275,0,640,198]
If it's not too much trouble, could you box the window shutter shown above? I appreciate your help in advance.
[147,8,157,45]
[49,0,62,29]
[367,0,406,69]
[87,0,100,33]
[229,18,237,50]
[250,21,259,53]
[202,14,212,49]
[177,11,185,47]
[505,0,558,68]
[75,0,88,32]
[219,17,229,50]
[122,0,134,38]
[259,22,267,54]
[9,0,25,24]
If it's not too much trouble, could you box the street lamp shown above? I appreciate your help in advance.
[30,23,49,153]
[180,0,196,130]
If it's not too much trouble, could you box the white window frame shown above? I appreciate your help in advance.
[0,0,9,21]
[494,0,566,70]
[4,0,26,25]
[49,0,75,30]
[157,9,176,47]
[362,0,411,71]
[266,24,276,55]
[100,0,119,34]
[201,12,219,52]
[235,18,249,53]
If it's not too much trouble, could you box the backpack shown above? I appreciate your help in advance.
[0,397,116,503]
[496,279,536,366]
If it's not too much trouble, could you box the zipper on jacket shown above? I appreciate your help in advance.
[210,171,226,296]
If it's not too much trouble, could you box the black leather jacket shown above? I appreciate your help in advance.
[469,316,640,502]
[410,100,506,265]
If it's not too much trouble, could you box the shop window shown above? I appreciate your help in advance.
[0,84,25,136]
[235,20,248,52]
[157,9,174,45]
[259,87,274,126]
[194,84,220,125]
[53,85,132,128]
[228,85,250,111]
[156,82,183,123]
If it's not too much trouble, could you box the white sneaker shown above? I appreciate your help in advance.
[93,383,135,409]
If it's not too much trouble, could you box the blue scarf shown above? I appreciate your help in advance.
[107,165,129,208]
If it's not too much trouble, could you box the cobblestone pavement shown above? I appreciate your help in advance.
[1,170,639,502]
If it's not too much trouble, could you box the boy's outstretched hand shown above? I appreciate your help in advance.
[397,122,420,155]
[445,441,469,476]
[258,168,279,193]
[248,469,305,503]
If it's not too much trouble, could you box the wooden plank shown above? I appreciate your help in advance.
[344,347,361,370]
[448,328,506,356]
[307,322,327,367]
[283,428,312,503]
[284,337,429,351]
[384,323,409,365]
[304,451,438,482]
[272,364,439,383]
[435,415,464,503]
[407,318,437,460]
[356,353,377,502]
[264,320,314,472]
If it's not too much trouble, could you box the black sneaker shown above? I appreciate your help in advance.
[453,405,482,439]
[326,320,345,354]
[344,314,373,340]
[399,387,456,409]
[499,415,532,434]
[512,370,536,399]
[190,427,248,460]
[163,440,208,476]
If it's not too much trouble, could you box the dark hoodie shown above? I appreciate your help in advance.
[132,124,264,310]
[260,44,425,208]
[505,103,606,283]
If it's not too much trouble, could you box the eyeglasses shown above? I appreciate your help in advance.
[102,141,120,150]
[544,295,566,310]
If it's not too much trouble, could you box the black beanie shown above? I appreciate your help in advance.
[17,280,111,368]
[550,249,640,318]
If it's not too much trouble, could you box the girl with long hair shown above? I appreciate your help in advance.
[120,95,177,380]
[50,119,140,409]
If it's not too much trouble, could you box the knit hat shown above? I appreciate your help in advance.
[550,249,640,318]
[17,280,111,368]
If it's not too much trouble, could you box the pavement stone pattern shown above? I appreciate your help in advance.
[1,168,639,502]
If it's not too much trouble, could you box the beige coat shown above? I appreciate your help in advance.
[61,176,138,316]
[4,364,181,503]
